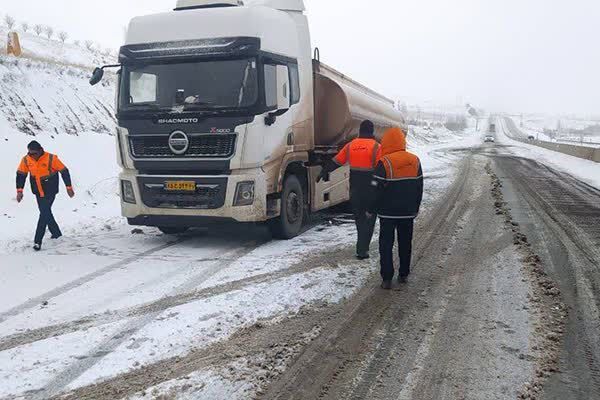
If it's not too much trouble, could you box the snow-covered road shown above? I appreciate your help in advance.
[0,112,480,399]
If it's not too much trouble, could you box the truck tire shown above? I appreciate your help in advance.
[158,226,189,235]
[269,174,305,239]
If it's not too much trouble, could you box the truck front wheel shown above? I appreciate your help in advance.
[269,175,304,239]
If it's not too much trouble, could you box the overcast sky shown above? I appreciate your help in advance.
[1,0,598,115]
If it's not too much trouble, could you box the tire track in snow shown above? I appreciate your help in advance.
[0,245,356,352]
[0,239,184,325]
[28,240,260,400]
[262,155,474,400]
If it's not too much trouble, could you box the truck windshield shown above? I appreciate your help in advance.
[119,58,259,112]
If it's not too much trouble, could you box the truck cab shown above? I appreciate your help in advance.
[112,0,315,237]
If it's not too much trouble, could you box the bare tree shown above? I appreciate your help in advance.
[20,22,29,33]
[4,15,16,30]
[58,31,68,43]
[33,24,43,36]
[44,25,54,40]
[84,40,94,51]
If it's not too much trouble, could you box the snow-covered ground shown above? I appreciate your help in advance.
[518,114,600,147]
[496,117,600,189]
[0,25,115,68]
[0,56,116,136]
[0,109,480,398]
[0,56,118,252]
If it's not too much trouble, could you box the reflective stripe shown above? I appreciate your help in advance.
[379,215,417,219]
[374,175,423,182]
[383,157,394,179]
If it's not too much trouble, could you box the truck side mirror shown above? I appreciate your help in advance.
[89,67,104,86]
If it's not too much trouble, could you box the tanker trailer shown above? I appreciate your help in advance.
[89,0,405,239]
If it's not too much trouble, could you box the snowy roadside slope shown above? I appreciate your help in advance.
[407,125,461,146]
[0,56,116,136]
[0,26,115,68]
[0,56,120,251]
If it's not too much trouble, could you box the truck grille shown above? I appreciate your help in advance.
[138,177,227,209]
[129,134,236,158]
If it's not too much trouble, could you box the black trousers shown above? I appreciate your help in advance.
[379,218,415,281]
[352,200,377,257]
[35,194,61,245]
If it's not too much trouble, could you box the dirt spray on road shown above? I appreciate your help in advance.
[486,162,567,400]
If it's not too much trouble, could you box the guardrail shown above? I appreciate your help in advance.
[501,117,600,163]
[556,138,600,147]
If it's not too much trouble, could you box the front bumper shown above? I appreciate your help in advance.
[120,170,267,224]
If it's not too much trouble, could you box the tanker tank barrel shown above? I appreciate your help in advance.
[313,61,405,146]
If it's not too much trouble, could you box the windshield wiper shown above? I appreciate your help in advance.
[182,103,228,111]
[122,103,162,112]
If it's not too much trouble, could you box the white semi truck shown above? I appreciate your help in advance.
[90,0,405,239]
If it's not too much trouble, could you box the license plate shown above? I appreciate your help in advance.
[165,181,196,192]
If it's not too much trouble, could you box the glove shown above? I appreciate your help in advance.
[317,169,329,183]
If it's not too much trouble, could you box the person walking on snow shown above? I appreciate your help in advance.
[369,127,423,290]
[318,120,382,259]
[16,141,75,251]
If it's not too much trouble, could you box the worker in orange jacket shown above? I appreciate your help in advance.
[16,141,75,251]
[318,120,382,259]
[369,128,423,289]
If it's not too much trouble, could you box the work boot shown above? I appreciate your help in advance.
[381,280,392,290]
[356,253,370,260]
[398,275,408,284]
[33,243,41,251]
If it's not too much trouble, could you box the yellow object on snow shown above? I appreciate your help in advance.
[7,32,22,57]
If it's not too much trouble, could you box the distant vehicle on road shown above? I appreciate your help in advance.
[528,135,535,140]
[484,135,495,143]
[489,123,496,134]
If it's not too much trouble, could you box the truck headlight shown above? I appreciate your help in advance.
[121,180,136,204]
[234,181,255,206]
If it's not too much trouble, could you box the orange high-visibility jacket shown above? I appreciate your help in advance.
[371,128,423,219]
[333,138,382,171]
[16,153,72,198]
